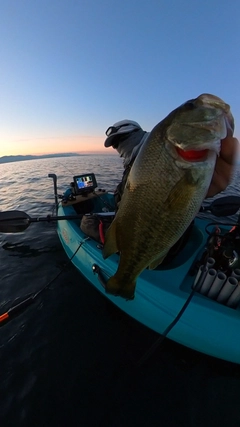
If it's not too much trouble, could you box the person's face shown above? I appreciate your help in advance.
[112,134,131,156]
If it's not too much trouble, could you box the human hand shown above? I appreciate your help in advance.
[206,135,239,198]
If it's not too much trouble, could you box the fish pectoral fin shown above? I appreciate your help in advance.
[148,253,168,270]
[166,175,188,206]
[102,220,119,259]
[164,173,196,211]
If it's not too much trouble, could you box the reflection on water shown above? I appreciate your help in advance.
[198,167,240,223]
[0,154,123,212]
[2,241,59,258]
[0,155,240,427]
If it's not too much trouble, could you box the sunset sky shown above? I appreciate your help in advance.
[0,0,239,157]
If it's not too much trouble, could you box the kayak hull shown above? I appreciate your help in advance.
[57,193,240,364]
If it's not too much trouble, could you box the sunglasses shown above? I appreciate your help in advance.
[105,123,131,137]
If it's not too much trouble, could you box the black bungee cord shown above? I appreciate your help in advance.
[136,213,240,367]
[135,260,210,368]
[0,237,89,325]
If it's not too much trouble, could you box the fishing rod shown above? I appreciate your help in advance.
[0,195,240,234]
[135,199,240,367]
[0,196,239,328]
[0,237,90,325]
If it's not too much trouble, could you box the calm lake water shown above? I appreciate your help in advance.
[1,155,240,427]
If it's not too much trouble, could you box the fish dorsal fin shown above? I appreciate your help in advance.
[102,220,119,259]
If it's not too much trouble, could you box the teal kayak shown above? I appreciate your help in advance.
[56,180,240,365]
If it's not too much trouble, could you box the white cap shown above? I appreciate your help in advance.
[104,119,142,147]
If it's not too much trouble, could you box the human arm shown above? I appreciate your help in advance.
[206,136,239,198]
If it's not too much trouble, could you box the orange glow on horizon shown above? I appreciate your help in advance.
[0,135,114,157]
[1,134,239,159]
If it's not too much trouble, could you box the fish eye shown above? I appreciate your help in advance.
[184,101,195,110]
[179,100,196,110]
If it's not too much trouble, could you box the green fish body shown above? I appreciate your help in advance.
[103,94,234,299]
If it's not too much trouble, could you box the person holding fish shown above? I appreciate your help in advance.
[102,94,239,299]
[104,120,149,209]
[104,118,239,206]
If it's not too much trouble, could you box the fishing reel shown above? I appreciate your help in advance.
[59,188,76,203]
[199,195,240,274]
[203,223,240,273]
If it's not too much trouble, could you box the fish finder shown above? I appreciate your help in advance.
[73,173,98,195]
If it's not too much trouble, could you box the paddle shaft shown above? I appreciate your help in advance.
[27,214,84,223]
[0,211,85,233]
[1,194,240,233]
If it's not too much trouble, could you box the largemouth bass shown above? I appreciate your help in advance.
[103,94,234,299]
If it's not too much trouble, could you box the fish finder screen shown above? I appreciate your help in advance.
[73,173,97,194]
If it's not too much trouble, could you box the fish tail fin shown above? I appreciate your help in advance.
[106,276,136,300]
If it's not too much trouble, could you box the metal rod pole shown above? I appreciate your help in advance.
[48,173,58,213]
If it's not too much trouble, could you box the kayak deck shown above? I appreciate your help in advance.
[57,192,240,364]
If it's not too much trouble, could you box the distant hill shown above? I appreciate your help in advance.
[0,153,81,164]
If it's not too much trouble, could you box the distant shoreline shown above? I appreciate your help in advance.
[0,152,113,164]
[0,152,238,165]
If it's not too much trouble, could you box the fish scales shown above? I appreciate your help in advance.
[103,94,234,299]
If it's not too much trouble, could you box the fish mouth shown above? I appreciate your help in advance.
[174,131,221,162]
[165,139,219,165]
[175,147,209,162]
[166,94,233,158]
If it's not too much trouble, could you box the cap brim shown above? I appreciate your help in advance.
[104,134,119,148]
[104,124,142,148]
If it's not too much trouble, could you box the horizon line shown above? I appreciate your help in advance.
[0,149,115,158]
